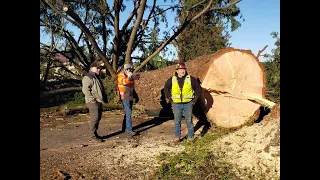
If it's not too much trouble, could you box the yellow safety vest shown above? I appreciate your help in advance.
[171,75,194,103]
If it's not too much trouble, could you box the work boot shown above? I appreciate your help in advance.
[126,131,137,136]
[174,137,181,143]
[89,137,105,143]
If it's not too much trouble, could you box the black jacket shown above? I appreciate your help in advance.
[163,72,201,103]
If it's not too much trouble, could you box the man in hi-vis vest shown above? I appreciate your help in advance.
[163,62,201,142]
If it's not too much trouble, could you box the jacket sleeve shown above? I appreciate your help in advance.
[118,73,134,86]
[191,76,201,99]
[163,77,172,99]
[82,76,95,102]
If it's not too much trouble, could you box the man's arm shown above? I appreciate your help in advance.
[82,76,95,102]
[191,77,201,104]
[163,78,172,101]
[119,73,134,86]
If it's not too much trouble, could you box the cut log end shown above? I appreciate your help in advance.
[199,47,274,128]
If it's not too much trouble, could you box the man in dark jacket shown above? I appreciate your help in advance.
[163,62,201,142]
[82,60,108,142]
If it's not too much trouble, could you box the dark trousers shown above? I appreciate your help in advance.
[86,102,103,138]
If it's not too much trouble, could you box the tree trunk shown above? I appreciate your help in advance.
[40,87,82,99]
[40,79,81,88]
[199,47,275,128]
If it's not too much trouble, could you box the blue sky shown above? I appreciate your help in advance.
[228,0,280,61]
[116,0,280,61]
[40,0,280,62]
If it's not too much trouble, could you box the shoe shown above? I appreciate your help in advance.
[174,137,181,143]
[126,131,137,136]
[91,136,105,143]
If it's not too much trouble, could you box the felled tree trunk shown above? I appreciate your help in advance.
[199,47,275,128]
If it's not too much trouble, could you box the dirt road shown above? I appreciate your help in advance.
[40,109,188,179]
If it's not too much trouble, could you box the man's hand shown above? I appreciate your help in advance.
[190,97,198,105]
[135,97,139,103]
[166,98,173,104]
[133,74,140,80]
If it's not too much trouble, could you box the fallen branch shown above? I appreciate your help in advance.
[40,87,82,99]
[207,88,275,108]
[40,79,81,88]
[257,45,268,58]
[41,104,124,117]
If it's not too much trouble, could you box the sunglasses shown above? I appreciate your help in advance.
[97,66,105,70]
[125,67,134,71]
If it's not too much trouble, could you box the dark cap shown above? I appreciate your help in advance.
[90,60,105,68]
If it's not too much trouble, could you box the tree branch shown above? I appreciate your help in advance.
[132,0,156,50]
[64,30,90,66]
[43,0,77,24]
[44,0,117,78]
[40,42,74,61]
[257,45,268,58]
[125,0,147,63]
[210,0,241,11]
[83,36,95,63]
[111,0,121,71]
[148,4,180,19]
[121,2,139,32]
[40,87,82,99]
[40,79,82,88]
[133,0,241,72]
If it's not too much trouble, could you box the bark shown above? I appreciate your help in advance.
[42,104,124,116]
[40,87,82,99]
[40,79,82,88]
[125,0,147,64]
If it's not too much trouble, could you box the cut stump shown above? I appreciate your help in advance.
[199,47,275,128]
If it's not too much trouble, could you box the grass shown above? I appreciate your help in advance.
[153,116,279,180]
[153,127,239,180]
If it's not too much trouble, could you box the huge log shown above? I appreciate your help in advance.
[40,87,82,99]
[199,47,275,128]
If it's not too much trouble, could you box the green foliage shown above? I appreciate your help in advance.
[63,75,117,107]
[40,92,79,108]
[149,55,169,69]
[41,74,117,108]
[176,0,244,61]
[154,123,279,179]
[192,155,240,180]
[154,128,238,179]
[102,75,117,102]
[65,92,85,107]
[102,103,123,111]
[40,106,60,114]
[135,54,169,70]
[263,32,280,103]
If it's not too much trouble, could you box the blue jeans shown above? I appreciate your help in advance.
[173,102,194,138]
[122,100,134,132]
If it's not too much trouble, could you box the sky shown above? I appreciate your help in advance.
[40,0,280,62]
[228,0,280,61]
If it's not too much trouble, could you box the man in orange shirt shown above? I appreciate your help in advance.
[117,63,140,136]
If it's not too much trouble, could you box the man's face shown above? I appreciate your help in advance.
[90,67,101,74]
[176,68,186,77]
